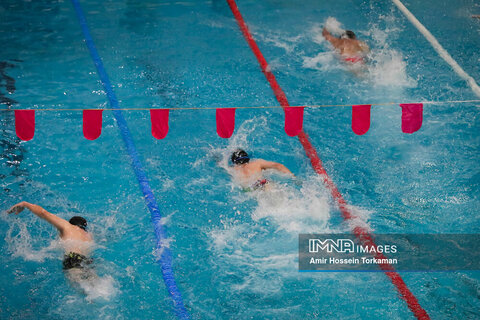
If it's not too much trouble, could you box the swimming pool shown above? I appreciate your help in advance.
[1,0,479,319]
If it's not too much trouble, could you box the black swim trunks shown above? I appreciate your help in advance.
[62,252,93,270]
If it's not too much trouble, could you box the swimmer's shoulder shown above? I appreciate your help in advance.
[61,227,92,242]
[249,159,268,167]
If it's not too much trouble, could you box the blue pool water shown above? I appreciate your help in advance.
[1,0,479,319]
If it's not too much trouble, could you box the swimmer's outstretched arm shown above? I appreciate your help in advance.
[322,27,342,48]
[257,160,295,177]
[7,201,70,234]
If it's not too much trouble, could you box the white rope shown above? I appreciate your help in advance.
[392,0,480,98]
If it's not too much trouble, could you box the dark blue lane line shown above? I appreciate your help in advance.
[70,1,189,318]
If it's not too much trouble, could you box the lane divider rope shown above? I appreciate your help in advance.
[70,0,189,318]
[391,0,480,98]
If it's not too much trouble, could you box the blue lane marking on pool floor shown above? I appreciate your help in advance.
[70,0,190,318]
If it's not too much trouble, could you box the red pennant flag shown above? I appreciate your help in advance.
[399,103,423,134]
[351,105,371,135]
[216,108,235,138]
[14,110,35,141]
[284,107,304,137]
[150,109,169,139]
[83,110,103,140]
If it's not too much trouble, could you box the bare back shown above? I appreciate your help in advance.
[233,160,265,186]
[61,226,93,255]
[337,39,369,58]
[322,28,369,59]
[232,159,294,187]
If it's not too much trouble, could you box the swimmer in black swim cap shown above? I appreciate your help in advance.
[231,149,250,165]
[340,30,356,39]
[69,216,87,231]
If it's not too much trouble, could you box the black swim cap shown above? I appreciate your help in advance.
[342,30,356,39]
[231,149,250,165]
[69,216,87,230]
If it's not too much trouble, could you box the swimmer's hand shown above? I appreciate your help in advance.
[7,201,27,215]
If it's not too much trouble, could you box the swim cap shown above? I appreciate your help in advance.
[231,149,250,165]
[341,30,356,39]
[69,216,87,230]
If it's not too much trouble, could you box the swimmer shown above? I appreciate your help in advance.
[230,149,295,191]
[7,201,96,283]
[322,27,369,64]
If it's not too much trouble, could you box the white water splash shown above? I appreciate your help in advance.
[4,216,60,262]
[365,24,417,88]
[325,16,345,36]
